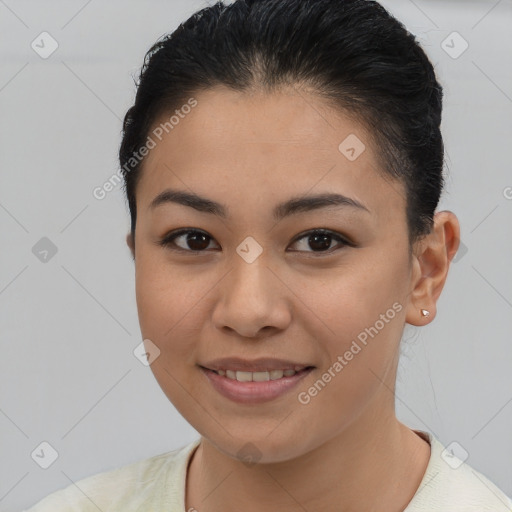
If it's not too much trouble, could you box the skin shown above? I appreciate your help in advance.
[126,85,460,512]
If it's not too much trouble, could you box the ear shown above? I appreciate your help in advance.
[405,211,460,326]
[126,232,135,261]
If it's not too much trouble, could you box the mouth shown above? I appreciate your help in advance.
[204,366,314,382]
[199,364,315,404]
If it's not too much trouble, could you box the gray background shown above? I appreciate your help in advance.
[1,0,511,510]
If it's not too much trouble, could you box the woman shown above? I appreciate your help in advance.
[24,0,512,510]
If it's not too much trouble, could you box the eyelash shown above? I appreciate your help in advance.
[157,228,355,256]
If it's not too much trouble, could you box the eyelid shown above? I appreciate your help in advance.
[157,228,218,251]
[157,227,355,254]
[290,228,355,248]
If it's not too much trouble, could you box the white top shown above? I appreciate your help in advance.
[23,430,512,511]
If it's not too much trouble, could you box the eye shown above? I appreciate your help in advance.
[158,229,218,252]
[289,229,354,254]
[157,228,354,255]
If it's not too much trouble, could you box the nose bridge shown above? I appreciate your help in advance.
[227,246,275,311]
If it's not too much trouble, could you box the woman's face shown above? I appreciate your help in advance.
[129,86,418,462]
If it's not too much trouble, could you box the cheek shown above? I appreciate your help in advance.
[300,247,409,390]
[304,250,408,337]
[134,253,201,356]
[293,272,407,443]
[133,256,209,414]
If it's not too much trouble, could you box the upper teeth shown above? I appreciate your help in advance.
[216,368,304,381]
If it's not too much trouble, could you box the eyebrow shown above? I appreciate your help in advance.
[148,188,370,221]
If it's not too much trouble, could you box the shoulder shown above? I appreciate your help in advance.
[22,438,201,512]
[406,431,512,512]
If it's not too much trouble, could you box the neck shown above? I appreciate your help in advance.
[185,405,431,512]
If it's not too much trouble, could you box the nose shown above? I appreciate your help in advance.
[211,256,291,339]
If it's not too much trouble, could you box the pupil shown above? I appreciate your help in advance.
[187,233,209,250]
[309,233,331,251]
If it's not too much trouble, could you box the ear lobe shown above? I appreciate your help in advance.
[405,211,460,326]
[126,232,135,260]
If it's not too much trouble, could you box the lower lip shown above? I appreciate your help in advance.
[200,366,314,404]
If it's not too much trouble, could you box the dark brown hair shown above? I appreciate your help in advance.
[119,0,444,248]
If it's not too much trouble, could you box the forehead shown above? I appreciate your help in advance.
[136,86,406,222]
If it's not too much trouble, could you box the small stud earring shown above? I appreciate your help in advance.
[420,309,430,317]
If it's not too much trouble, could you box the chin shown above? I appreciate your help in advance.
[203,427,314,465]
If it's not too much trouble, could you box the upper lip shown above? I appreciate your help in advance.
[201,357,314,372]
